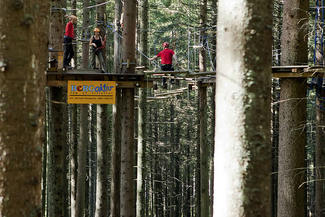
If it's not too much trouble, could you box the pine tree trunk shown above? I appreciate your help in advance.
[82,0,90,69]
[120,0,137,216]
[199,82,209,217]
[76,105,89,217]
[111,90,122,217]
[214,0,272,216]
[110,1,123,215]
[136,0,148,216]
[0,1,48,216]
[48,1,69,216]
[48,87,69,217]
[114,0,123,73]
[316,82,325,217]
[70,104,78,217]
[95,105,109,217]
[89,105,97,217]
[43,88,50,217]
[210,0,217,70]
[277,0,308,216]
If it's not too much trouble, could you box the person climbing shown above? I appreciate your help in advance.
[149,42,177,71]
[89,28,106,71]
[63,15,77,70]
[149,42,177,88]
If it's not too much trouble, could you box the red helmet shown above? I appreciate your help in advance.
[162,42,169,48]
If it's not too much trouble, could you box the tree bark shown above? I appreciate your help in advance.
[114,0,123,73]
[82,0,90,69]
[0,0,48,216]
[48,1,69,217]
[199,82,209,217]
[214,0,272,216]
[136,0,148,216]
[277,0,308,216]
[316,81,325,217]
[111,90,122,217]
[120,0,137,216]
[75,105,89,217]
[95,105,109,217]
[70,104,78,217]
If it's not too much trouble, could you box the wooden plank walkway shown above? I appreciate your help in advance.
[46,69,153,88]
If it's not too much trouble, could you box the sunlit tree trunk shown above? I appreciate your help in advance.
[136,0,148,216]
[214,0,272,216]
[95,105,109,217]
[277,0,308,216]
[110,1,123,216]
[0,0,48,216]
[75,105,89,217]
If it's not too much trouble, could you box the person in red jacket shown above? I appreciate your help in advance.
[150,42,177,71]
[150,42,177,88]
[63,15,77,70]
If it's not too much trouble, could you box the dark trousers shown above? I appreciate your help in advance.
[63,36,74,67]
[160,64,174,71]
[160,64,173,88]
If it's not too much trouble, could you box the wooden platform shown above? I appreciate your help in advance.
[46,69,153,88]
[272,65,325,78]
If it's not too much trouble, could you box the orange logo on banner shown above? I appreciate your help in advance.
[68,81,116,104]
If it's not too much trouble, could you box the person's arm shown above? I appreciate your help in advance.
[100,36,106,48]
[173,53,178,65]
[149,55,158,61]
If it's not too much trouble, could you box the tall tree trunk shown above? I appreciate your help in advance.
[316,82,325,217]
[89,105,97,217]
[120,0,137,216]
[111,90,122,217]
[0,1,48,216]
[110,1,123,216]
[209,84,215,217]
[214,0,272,216]
[48,87,69,217]
[76,105,89,217]
[314,2,325,217]
[93,1,109,216]
[114,0,123,74]
[136,0,148,216]
[210,0,217,70]
[199,82,209,217]
[277,0,308,216]
[48,1,69,216]
[95,105,109,217]
[82,0,90,69]
[199,1,208,216]
[70,104,78,217]
[43,88,50,217]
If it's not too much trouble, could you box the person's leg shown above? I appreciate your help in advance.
[63,37,69,67]
[67,44,74,66]
[90,49,96,69]
[160,65,168,89]
[63,37,73,68]
[98,51,106,72]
